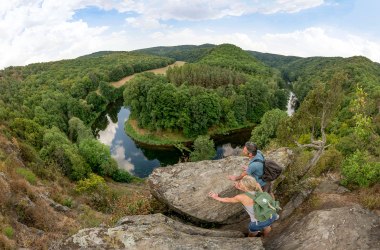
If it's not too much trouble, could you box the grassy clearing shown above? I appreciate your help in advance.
[125,119,255,146]
[15,168,37,185]
[125,119,193,146]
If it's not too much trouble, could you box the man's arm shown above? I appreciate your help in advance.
[228,170,247,181]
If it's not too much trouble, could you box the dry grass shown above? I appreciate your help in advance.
[0,234,16,250]
[358,184,380,210]
[111,61,186,88]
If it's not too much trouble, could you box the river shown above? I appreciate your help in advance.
[92,100,251,178]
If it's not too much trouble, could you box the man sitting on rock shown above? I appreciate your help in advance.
[228,141,269,192]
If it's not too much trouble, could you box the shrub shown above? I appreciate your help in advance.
[310,148,343,176]
[3,226,14,239]
[190,135,216,162]
[62,197,73,208]
[250,108,288,148]
[16,168,37,185]
[341,150,380,188]
[75,173,106,194]
[75,174,117,213]
[112,169,135,183]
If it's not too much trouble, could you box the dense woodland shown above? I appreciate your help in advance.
[0,52,174,182]
[124,45,288,137]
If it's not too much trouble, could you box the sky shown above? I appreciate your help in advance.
[1,0,380,69]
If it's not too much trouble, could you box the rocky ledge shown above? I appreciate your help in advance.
[266,205,380,250]
[51,213,263,250]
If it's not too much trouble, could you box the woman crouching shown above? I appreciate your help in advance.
[208,175,278,237]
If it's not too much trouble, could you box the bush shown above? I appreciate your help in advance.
[341,150,380,188]
[250,109,288,148]
[75,174,117,213]
[310,148,343,176]
[112,169,135,183]
[16,168,37,185]
[3,226,14,239]
[190,135,216,162]
[75,173,106,194]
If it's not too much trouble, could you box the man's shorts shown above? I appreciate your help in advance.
[248,214,279,232]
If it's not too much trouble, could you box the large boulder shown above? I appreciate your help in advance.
[52,213,263,250]
[148,148,293,224]
[266,205,380,250]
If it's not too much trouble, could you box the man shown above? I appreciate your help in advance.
[228,141,269,192]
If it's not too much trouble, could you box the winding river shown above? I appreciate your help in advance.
[92,100,251,178]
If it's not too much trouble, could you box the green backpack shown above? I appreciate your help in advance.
[245,191,281,222]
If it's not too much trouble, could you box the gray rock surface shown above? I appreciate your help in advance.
[52,213,263,250]
[148,148,293,224]
[266,205,380,250]
[280,188,313,220]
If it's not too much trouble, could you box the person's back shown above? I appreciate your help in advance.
[247,150,266,187]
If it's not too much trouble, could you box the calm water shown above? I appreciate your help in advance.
[93,100,251,178]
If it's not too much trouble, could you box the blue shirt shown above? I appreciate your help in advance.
[246,150,266,187]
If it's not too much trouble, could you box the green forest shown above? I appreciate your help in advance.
[124,44,288,139]
[0,52,174,182]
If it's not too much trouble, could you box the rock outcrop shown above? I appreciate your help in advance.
[148,148,293,224]
[266,205,380,250]
[52,213,264,250]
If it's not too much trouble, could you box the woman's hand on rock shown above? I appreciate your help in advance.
[208,191,219,199]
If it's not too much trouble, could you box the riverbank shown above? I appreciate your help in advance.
[124,118,255,148]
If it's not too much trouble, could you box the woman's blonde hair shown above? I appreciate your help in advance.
[239,175,260,192]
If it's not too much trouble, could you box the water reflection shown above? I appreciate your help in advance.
[94,107,181,178]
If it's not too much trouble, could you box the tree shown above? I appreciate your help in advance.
[78,138,117,176]
[68,117,93,143]
[250,109,288,148]
[190,135,216,161]
[39,127,91,180]
[290,74,344,177]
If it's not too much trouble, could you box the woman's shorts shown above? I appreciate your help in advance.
[248,214,279,232]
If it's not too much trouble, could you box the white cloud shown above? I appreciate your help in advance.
[111,143,135,172]
[260,27,380,62]
[118,0,325,30]
[126,17,166,29]
[260,0,325,14]
[0,0,116,68]
[97,115,118,146]
[118,0,325,22]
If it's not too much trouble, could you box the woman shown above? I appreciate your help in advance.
[208,175,278,237]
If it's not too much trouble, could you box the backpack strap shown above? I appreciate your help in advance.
[244,192,256,200]
[252,158,264,164]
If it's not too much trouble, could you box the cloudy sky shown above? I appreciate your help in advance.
[1,0,379,69]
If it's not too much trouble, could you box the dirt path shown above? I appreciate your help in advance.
[111,61,186,88]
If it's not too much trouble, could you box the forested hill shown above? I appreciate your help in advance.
[281,56,380,102]
[247,51,302,69]
[198,44,273,78]
[134,44,216,62]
